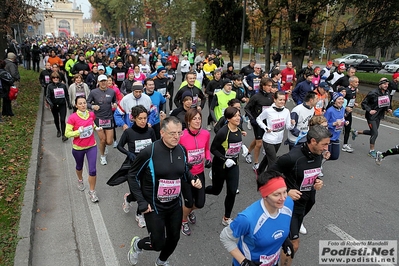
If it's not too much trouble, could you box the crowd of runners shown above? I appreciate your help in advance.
[15,36,399,266]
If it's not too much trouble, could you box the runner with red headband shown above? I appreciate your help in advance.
[220,170,294,266]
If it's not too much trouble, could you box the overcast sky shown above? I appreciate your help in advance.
[76,0,91,19]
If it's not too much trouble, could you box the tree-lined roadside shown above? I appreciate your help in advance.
[0,68,41,265]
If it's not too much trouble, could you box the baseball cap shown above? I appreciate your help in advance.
[98,74,107,82]
[338,63,346,70]
[98,65,105,71]
[318,82,329,90]
[132,83,144,91]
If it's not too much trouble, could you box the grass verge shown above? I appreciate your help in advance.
[0,68,41,265]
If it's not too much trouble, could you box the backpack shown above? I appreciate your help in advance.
[9,85,18,100]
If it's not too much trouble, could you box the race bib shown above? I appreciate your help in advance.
[187,148,205,165]
[378,95,390,108]
[158,87,166,96]
[259,249,280,266]
[192,95,199,106]
[99,119,111,127]
[45,75,50,83]
[53,88,65,99]
[348,99,356,108]
[226,141,242,158]
[157,179,181,202]
[271,118,285,132]
[117,72,125,81]
[286,74,293,83]
[135,138,152,153]
[79,125,93,139]
[214,88,221,94]
[76,91,85,98]
[335,119,344,131]
[300,168,321,191]
[316,100,324,109]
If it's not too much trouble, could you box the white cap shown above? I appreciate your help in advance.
[98,74,107,82]
[98,65,105,71]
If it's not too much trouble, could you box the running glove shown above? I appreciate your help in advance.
[127,152,136,162]
[282,237,295,258]
[240,258,258,266]
[205,160,212,168]
[225,159,236,168]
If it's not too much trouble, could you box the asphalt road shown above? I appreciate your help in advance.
[31,71,399,266]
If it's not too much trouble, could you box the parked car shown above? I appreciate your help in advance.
[335,54,368,65]
[384,62,399,73]
[349,59,382,73]
[382,58,399,67]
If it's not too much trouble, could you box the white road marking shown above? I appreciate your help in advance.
[353,116,399,131]
[326,224,395,266]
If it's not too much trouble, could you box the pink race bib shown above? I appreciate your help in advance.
[157,179,181,202]
[300,168,321,191]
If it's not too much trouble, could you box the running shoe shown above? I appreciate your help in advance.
[351,129,358,141]
[127,236,142,265]
[252,163,259,171]
[62,136,68,142]
[341,144,354,153]
[113,140,118,148]
[123,193,130,213]
[206,125,212,131]
[135,214,146,228]
[77,179,85,191]
[104,146,109,155]
[155,259,170,266]
[209,171,212,180]
[368,150,377,159]
[100,155,107,165]
[300,223,307,234]
[57,131,61,138]
[188,211,196,224]
[262,149,266,155]
[222,217,233,226]
[247,120,252,130]
[245,153,252,164]
[181,222,191,236]
[88,190,99,203]
[236,189,240,194]
[375,151,384,165]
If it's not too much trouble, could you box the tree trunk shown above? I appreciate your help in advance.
[264,21,272,72]
[0,31,8,59]
[375,48,381,60]
[289,14,312,70]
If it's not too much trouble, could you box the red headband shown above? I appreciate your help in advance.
[259,177,286,198]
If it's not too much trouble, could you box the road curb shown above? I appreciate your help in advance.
[352,107,399,124]
[14,90,44,266]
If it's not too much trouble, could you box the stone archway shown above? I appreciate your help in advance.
[58,20,71,37]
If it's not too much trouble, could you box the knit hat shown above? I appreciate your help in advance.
[332,92,343,102]
[222,79,232,87]
[379,78,390,85]
[318,82,329,90]
[132,83,144,91]
[127,68,134,75]
[393,73,399,80]
[181,91,193,102]
[338,63,346,70]
[7,52,16,59]
[157,66,166,73]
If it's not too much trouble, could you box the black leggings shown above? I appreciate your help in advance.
[138,203,182,262]
[362,119,380,145]
[382,147,399,157]
[181,172,205,209]
[50,104,67,134]
[258,142,281,174]
[205,158,239,218]
[167,82,174,111]
[207,95,214,125]
[328,139,340,160]
[343,112,352,144]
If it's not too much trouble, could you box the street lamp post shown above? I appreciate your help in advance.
[239,0,247,70]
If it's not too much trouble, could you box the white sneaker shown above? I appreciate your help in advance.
[77,179,85,191]
[100,155,107,165]
[123,193,130,213]
[245,154,252,164]
[104,146,109,155]
[127,236,142,265]
[135,214,146,228]
[88,190,99,203]
[247,120,252,130]
[209,171,212,179]
[236,189,239,194]
[252,163,259,171]
[342,144,354,153]
[222,217,233,226]
[262,149,266,155]
[300,223,307,234]
[113,140,118,148]
[241,145,249,157]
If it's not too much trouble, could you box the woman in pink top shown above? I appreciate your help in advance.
[65,96,100,203]
[133,65,146,84]
[178,108,212,236]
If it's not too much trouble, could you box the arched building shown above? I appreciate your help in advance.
[44,0,84,37]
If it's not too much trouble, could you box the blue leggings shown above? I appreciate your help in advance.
[72,146,97,176]
[328,139,340,160]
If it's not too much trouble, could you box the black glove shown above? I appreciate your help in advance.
[282,237,295,258]
[68,103,73,110]
[205,159,212,168]
[187,162,193,170]
[240,258,258,266]
[127,152,136,162]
